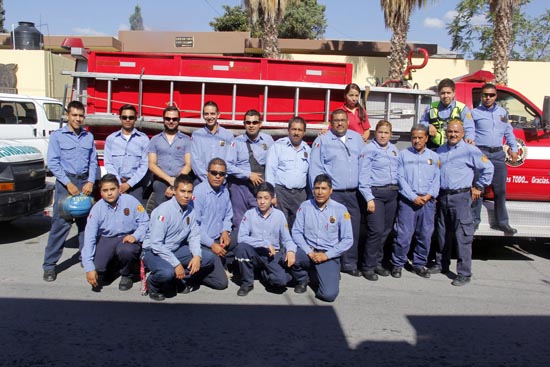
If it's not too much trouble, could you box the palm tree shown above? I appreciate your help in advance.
[380,0,430,82]
[244,0,298,58]
[490,0,520,85]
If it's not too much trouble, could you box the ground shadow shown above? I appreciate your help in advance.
[0,214,51,245]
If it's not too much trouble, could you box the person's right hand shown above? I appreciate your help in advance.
[249,172,264,186]
[211,243,227,257]
[66,182,80,196]
[174,264,185,280]
[86,270,98,287]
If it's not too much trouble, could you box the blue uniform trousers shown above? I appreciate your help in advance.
[235,243,292,288]
[151,178,171,210]
[143,246,216,294]
[291,248,341,302]
[363,188,398,271]
[94,236,141,276]
[331,190,360,272]
[274,185,307,229]
[228,181,257,232]
[200,239,239,290]
[43,175,89,271]
[436,191,474,277]
[472,150,509,227]
[391,197,435,268]
[123,174,150,207]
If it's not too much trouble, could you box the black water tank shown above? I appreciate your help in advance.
[11,21,44,50]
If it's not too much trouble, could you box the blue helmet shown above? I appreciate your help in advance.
[61,194,94,220]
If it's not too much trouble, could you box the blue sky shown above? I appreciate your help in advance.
[4,0,547,49]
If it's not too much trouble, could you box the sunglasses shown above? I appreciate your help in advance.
[482,93,496,98]
[244,120,261,125]
[120,115,136,121]
[209,170,227,177]
[163,117,179,122]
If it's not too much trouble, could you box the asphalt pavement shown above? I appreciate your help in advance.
[1,214,549,367]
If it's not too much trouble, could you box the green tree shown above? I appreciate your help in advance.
[0,0,6,33]
[448,0,549,84]
[380,0,432,83]
[210,1,326,41]
[129,5,144,31]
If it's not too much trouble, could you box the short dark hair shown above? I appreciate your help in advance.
[208,157,227,170]
[67,100,85,112]
[119,104,137,116]
[203,100,219,113]
[256,182,275,197]
[313,174,332,188]
[481,83,497,91]
[163,105,180,118]
[331,108,348,121]
[174,174,194,189]
[288,116,306,130]
[410,124,428,135]
[244,109,261,120]
[99,173,119,188]
[438,78,456,92]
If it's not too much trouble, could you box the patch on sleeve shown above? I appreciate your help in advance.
[466,112,472,120]
[314,142,320,148]
[88,213,92,219]
[343,212,351,220]
[157,215,165,222]
[242,215,247,222]
[285,223,289,229]
[137,205,145,213]
[481,155,488,163]
[230,141,236,148]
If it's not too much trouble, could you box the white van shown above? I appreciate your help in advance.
[0,93,65,167]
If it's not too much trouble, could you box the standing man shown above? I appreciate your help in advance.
[432,120,493,286]
[472,83,518,235]
[227,109,274,231]
[265,116,310,228]
[308,109,364,277]
[390,125,440,279]
[103,104,150,205]
[142,174,216,301]
[291,174,353,302]
[192,158,235,290]
[148,106,192,208]
[81,174,149,291]
[420,78,475,148]
[43,100,98,282]
[191,101,234,183]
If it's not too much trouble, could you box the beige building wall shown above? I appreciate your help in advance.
[283,53,550,110]
[0,50,74,100]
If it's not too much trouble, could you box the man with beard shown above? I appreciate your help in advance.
[103,104,150,205]
[148,106,192,208]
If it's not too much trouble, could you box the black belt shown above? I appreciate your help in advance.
[440,187,470,195]
[66,172,89,180]
[333,188,357,193]
[478,146,502,153]
[276,184,305,193]
[372,184,399,191]
[310,247,327,253]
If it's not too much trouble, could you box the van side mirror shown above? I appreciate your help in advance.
[543,96,550,131]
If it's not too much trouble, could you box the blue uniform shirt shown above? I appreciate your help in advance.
[265,137,311,189]
[473,104,518,152]
[359,139,400,202]
[437,140,494,190]
[238,207,296,252]
[148,131,191,177]
[104,128,150,187]
[227,132,274,179]
[292,199,353,260]
[191,126,234,182]
[420,101,476,142]
[308,129,364,190]
[142,197,201,267]
[192,181,233,247]
[81,194,149,272]
[47,125,98,185]
[397,147,440,202]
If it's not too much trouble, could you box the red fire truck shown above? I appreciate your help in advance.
[63,50,550,238]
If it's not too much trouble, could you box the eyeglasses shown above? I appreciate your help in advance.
[482,93,496,98]
[163,117,179,122]
[244,120,261,125]
[208,170,227,177]
[120,115,136,121]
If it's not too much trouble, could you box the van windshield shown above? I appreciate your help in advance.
[44,103,64,122]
